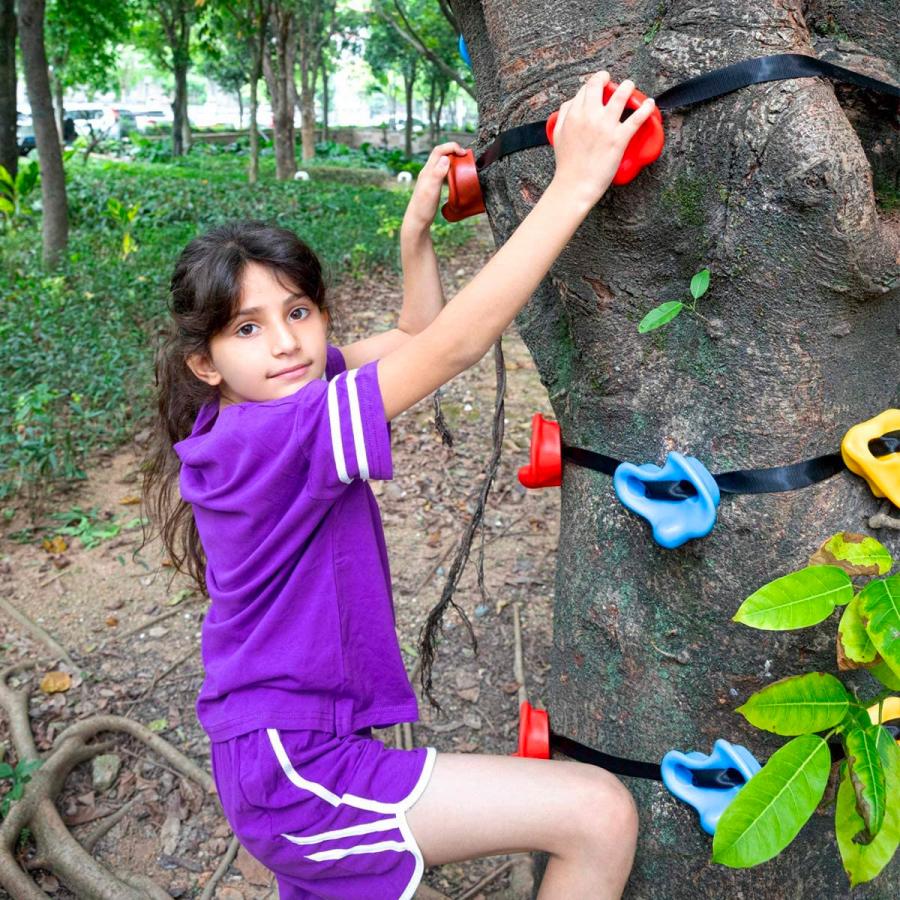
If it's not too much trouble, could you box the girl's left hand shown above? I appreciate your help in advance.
[401,142,467,236]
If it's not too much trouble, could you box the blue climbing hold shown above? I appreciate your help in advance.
[661,739,761,835]
[613,451,720,548]
[458,34,472,69]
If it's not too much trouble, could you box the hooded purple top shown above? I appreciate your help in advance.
[173,346,419,741]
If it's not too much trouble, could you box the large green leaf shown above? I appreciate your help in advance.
[836,748,900,886]
[638,301,683,333]
[733,566,852,630]
[736,672,850,735]
[713,735,831,867]
[811,532,893,576]
[838,596,878,665]
[846,727,887,836]
[870,658,900,691]
[857,576,900,678]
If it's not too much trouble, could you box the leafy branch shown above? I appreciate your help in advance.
[638,267,710,333]
[715,533,900,885]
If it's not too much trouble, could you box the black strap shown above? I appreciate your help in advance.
[560,430,896,499]
[550,719,900,789]
[475,53,899,172]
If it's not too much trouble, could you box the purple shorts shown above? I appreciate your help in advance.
[210,727,437,899]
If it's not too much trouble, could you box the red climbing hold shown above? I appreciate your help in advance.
[441,148,486,222]
[545,81,664,184]
[511,700,551,759]
[518,413,563,489]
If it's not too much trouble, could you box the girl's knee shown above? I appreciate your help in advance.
[570,768,638,855]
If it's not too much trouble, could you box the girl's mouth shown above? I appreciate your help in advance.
[270,363,310,380]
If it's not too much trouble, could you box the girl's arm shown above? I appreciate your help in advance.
[339,143,465,370]
[377,73,657,422]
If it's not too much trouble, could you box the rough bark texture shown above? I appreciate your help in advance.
[18,0,68,268]
[0,0,16,179]
[454,0,899,896]
[264,2,297,180]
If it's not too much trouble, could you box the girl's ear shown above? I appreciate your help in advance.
[186,352,223,387]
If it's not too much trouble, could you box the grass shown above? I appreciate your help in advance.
[0,153,474,504]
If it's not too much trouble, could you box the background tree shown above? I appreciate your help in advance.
[45,0,130,139]
[450,0,898,896]
[0,0,16,179]
[295,0,337,161]
[197,32,250,128]
[133,0,209,156]
[263,0,298,180]
[18,0,68,268]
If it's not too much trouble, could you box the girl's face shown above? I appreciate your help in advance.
[187,261,328,408]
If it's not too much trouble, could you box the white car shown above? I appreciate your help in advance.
[132,108,174,133]
[66,105,137,140]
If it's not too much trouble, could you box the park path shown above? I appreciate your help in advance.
[0,227,562,900]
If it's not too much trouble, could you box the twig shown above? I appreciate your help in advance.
[37,569,69,589]
[124,646,196,715]
[116,597,204,639]
[869,501,900,530]
[79,795,142,853]
[512,602,527,707]
[0,597,76,669]
[199,835,240,900]
[114,744,199,788]
[455,858,516,900]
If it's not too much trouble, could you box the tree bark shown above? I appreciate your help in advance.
[321,59,329,143]
[18,0,68,269]
[454,1,899,897]
[172,60,190,156]
[51,69,64,141]
[403,59,416,157]
[264,2,297,180]
[0,0,16,179]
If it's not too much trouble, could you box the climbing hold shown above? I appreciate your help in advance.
[442,148,486,222]
[868,697,900,745]
[613,452,720,548]
[458,34,472,69]
[545,81,664,185]
[661,739,762,835]
[518,414,563,489]
[841,409,900,507]
[511,700,551,759]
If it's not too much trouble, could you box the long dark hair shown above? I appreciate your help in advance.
[140,221,329,594]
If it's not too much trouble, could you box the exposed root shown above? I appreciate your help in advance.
[0,662,214,898]
[869,500,900,530]
[0,598,76,669]
[199,834,240,900]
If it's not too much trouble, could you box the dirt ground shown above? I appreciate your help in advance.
[0,224,563,900]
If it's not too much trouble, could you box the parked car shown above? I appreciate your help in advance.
[16,112,35,155]
[67,105,137,140]
[132,107,173,132]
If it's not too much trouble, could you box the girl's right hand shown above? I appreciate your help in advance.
[550,71,657,205]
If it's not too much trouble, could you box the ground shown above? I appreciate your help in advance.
[0,225,563,900]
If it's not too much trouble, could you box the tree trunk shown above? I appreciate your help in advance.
[0,0,16,179]
[454,1,899,897]
[51,68,63,141]
[298,52,316,162]
[264,4,297,180]
[403,59,416,157]
[18,0,67,269]
[236,90,243,130]
[171,61,187,156]
[321,60,329,143]
[249,45,261,185]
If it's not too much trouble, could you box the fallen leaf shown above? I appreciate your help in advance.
[119,495,141,505]
[42,536,67,554]
[147,718,168,733]
[40,671,72,694]
[236,846,272,886]
[105,616,119,627]
[165,589,193,607]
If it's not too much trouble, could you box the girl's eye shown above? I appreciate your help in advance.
[290,306,310,321]
[236,323,258,337]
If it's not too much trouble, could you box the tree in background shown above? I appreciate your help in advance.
[451,0,898,895]
[133,0,209,156]
[18,0,68,267]
[295,0,337,161]
[0,0,16,179]
[45,0,130,138]
[263,0,297,180]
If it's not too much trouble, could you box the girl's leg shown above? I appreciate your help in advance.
[405,753,638,899]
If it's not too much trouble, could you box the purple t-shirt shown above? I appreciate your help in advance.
[173,346,419,742]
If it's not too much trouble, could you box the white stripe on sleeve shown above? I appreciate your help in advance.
[345,369,370,481]
[327,375,351,484]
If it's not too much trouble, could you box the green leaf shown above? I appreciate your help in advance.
[690,267,710,300]
[811,532,893,576]
[638,301,683,333]
[846,727,887,836]
[841,703,874,733]
[733,565,852,630]
[836,754,900,886]
[13,759,42,778]
[870,658,900,691]
[0,197,13,216]
[147,718,168,733]
[713,735,831,867]
[737,672,850,735]
[857,576,900,679]
[0,164,13,190]
[838,596,878,665]
[0,763,13,779]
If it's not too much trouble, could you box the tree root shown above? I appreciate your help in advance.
[0,663,214,898]
[198,834,239,900]
[869,501,900,530]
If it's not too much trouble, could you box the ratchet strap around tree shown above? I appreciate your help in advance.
[479,52,899,172]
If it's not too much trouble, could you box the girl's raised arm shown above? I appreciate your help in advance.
[377,72,657,422]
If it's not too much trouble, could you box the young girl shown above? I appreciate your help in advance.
[144,71,656,900]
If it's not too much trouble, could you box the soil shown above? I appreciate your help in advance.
[0,223,562,900]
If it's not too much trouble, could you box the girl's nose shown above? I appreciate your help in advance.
[271,319,301,355]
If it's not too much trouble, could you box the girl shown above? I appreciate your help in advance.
[144,71,656,900]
